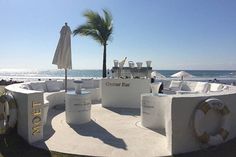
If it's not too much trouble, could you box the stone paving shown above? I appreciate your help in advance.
[33,104,170,157]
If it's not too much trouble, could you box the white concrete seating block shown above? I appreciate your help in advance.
[140,81,236,155]
[5,79,103,145]
[171,93,236,154]
[5,84,44,144]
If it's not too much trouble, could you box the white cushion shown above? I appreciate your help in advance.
[176,91,198,94]
[209,83,223,92]
[82,79,94,88]
[223,85,229,90]
[86,88,101,102]
[169,81,182,91]
[57,80,64,90]
[44,91,65,109]
[194,82,209,93]
[93,79,101,88]
[20,83,31,90]
[180,82,191,91]
[66,79,75,90]
[45,81,61,92]
[30,82,47,92]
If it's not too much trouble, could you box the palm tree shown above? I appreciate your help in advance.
[73,9,113,78]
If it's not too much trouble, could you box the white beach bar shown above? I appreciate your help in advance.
[101,78,150,108]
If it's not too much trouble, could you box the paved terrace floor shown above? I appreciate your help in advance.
[33,104,170,157]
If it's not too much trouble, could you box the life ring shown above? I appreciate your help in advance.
[194,98,230,146]
[0,92,17,134]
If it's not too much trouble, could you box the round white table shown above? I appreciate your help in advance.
[65,90,91,124]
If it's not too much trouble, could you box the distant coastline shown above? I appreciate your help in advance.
[0,69,235,85]
[0,69,235,80]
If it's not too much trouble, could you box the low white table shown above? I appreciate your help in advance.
[65,90,91,124]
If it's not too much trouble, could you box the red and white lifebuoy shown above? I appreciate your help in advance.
[194,98,230,145]
[0,93,17,134]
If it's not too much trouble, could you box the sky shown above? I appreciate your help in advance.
[0,0,236,70]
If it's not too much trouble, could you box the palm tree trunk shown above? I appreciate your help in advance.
[102,43,107,78]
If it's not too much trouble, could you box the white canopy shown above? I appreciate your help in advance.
[151,71,166,78]
[171,71,194,79]
[52,23,72,91]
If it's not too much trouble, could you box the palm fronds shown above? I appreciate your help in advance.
[73,9,113,45]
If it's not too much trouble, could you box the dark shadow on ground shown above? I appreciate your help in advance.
[0,128,51,157]
[0,127,90,157]
[91,100,101,104]
[170,138,236,157]
[1,118,236,157]
[104,107,140,116]
[69,120,127,150]
[42,105,65,140]
[150,128,166,136]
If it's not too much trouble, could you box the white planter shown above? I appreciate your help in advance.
[146,61,152,67]
[136,62,143,69]
[129,61,135,68]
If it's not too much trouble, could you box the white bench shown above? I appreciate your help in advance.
[6,79,101,124]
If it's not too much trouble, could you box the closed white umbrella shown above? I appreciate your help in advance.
[119,57,127,68]
[52,22,72,91]
[171,71,194,80]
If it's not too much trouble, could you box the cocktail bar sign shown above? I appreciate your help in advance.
[105,82,130,87]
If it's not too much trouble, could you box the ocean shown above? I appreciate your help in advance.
[0,69,236,82]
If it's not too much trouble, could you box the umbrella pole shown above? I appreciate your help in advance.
[65,68,67,92]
